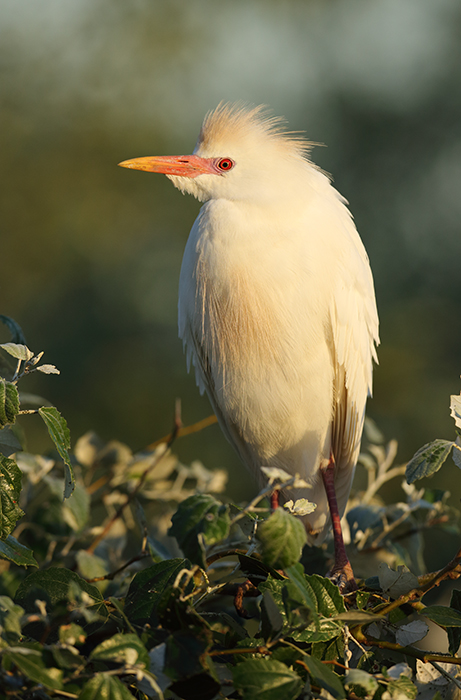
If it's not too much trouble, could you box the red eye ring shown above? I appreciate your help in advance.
[216,157,235,172]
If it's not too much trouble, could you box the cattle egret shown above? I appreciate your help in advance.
[119,103,379,590]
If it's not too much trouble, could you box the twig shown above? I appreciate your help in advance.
[147,412,217,450]
[85,401,182,554]
[209,646,271,657]
[352,629,461,666]
[85,550,150,583]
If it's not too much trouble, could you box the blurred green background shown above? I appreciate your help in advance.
[1,0,460,501]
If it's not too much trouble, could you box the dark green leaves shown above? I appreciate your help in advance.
[15,567,106,616]
[448,590,461,654]
[422,605,461,627]
[79,675,136,700]
[256,507,307,569]
[260,570,346,644]
[125,558,192,626]
[301,653,346,698]
[90,632,149,668]
[0,380,20,429]
[3,645,63,690]
[406,439,455,483]
[38,406,75,498]
[168,493,230,567]
[0,454,24,539]
[232,658,304,700]
[0,534,37,567]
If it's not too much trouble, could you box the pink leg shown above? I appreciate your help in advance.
[270,490,279,511]
[320,454,356,592]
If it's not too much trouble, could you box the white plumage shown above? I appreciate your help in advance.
[120,103,379,570]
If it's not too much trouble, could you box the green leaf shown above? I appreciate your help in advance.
[79,674,136,700]
[38,406,75,498]
[450,394,461,430]
[90,632,149,668]
[0,535,38,567]
[14,567,105,616]
[0,426,23,457]
[0,454,24,539]
[0,343,33,361]
[76,550,109,582]
[256,508,307,569]
[302,653,346,698]
[4,645,63,690]
[164,628,212,681]
[422,605,461,627]
[287,568,346,642]
[62,483,90,531]
[448,590,461,654]
[0,380,20,429]
[232,658,304,700]
[388,675,417,699]
[260,571,345,644]
[238,553,285,584]
[378,563,419,598]
[406,439,454,484]
[261,588,284,637]
[259,577,312,640]
[168,494,230,568]
[124,558,191,626]
[0,595,24,640]
[345,668,379,695]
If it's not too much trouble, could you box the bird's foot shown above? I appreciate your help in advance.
[233,579,260,618]
[327,560,357,596]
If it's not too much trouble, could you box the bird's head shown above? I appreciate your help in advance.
[119,103,320,206]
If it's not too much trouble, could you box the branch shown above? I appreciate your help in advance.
[85,400,182,554]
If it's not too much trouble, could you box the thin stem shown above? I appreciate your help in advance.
[85,402,182,554]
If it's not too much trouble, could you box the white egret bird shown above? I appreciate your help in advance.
[119,103,379,589]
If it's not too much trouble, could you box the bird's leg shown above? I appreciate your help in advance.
[320,454,356,593]
[270,489,279,511]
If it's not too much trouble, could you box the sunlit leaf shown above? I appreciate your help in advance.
[232,658,303,700]
[4,645,63,690]
[38,406,75,498]
[0,343,34,361]
[90,632,149,668]
[35,364,60,375]
[345,668,379,695]
[256,508,307,569]
[406,439,454,484]
[80,674,135,700]
[450,394,461,430]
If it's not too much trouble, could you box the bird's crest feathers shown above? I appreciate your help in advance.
[197,102,317,163]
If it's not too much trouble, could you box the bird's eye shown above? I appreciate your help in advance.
[216,158,235,172]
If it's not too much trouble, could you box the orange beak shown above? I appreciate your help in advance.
[118,154,218,178]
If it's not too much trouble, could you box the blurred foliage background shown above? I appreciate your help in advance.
[1,0,460,501]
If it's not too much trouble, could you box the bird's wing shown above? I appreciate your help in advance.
[329,216,379,511]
